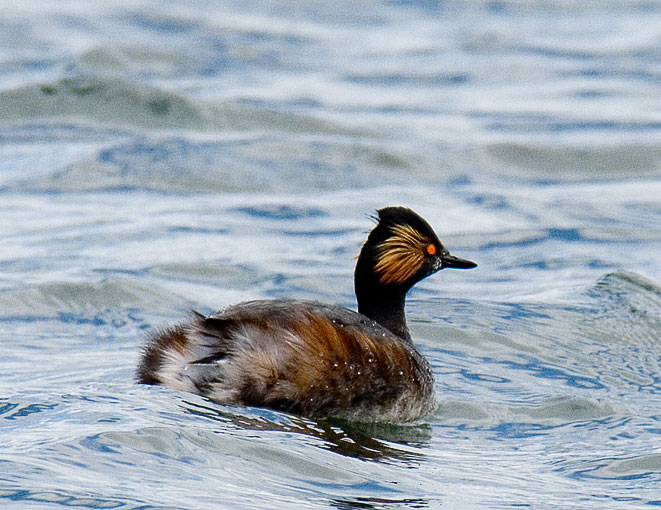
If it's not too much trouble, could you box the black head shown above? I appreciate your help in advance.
[356,206,476,293]
[353,206,476,341]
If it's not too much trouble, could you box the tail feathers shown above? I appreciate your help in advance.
[136,314,232,393]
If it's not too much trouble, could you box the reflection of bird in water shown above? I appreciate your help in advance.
[180,396,431,463]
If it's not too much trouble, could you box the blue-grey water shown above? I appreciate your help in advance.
[1,1,661,509]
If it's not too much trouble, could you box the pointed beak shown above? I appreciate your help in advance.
[436,252,477,270]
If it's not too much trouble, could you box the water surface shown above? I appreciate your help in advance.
[1,1,660,509]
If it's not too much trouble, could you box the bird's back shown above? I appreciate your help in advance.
[137,299,435,422]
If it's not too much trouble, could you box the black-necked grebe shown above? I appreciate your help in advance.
[137,206,476,422]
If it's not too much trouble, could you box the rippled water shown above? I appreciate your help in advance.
[1,1,661,509]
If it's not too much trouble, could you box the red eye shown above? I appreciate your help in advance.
[426,244,436,255]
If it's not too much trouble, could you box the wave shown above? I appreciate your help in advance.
[0,277,191,320]
[487,142,661,181]
[0,76,207,130]
[0,75,363,137]
[3,131,419,193]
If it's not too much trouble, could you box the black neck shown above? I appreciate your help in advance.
[354,221,418,343]
[356,289,412,343]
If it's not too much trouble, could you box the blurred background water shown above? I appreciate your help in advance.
[1,1,660,508]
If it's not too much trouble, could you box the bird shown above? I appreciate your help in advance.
[137,206,476,422]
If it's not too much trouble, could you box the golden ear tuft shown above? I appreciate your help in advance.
[374,224,429,284]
